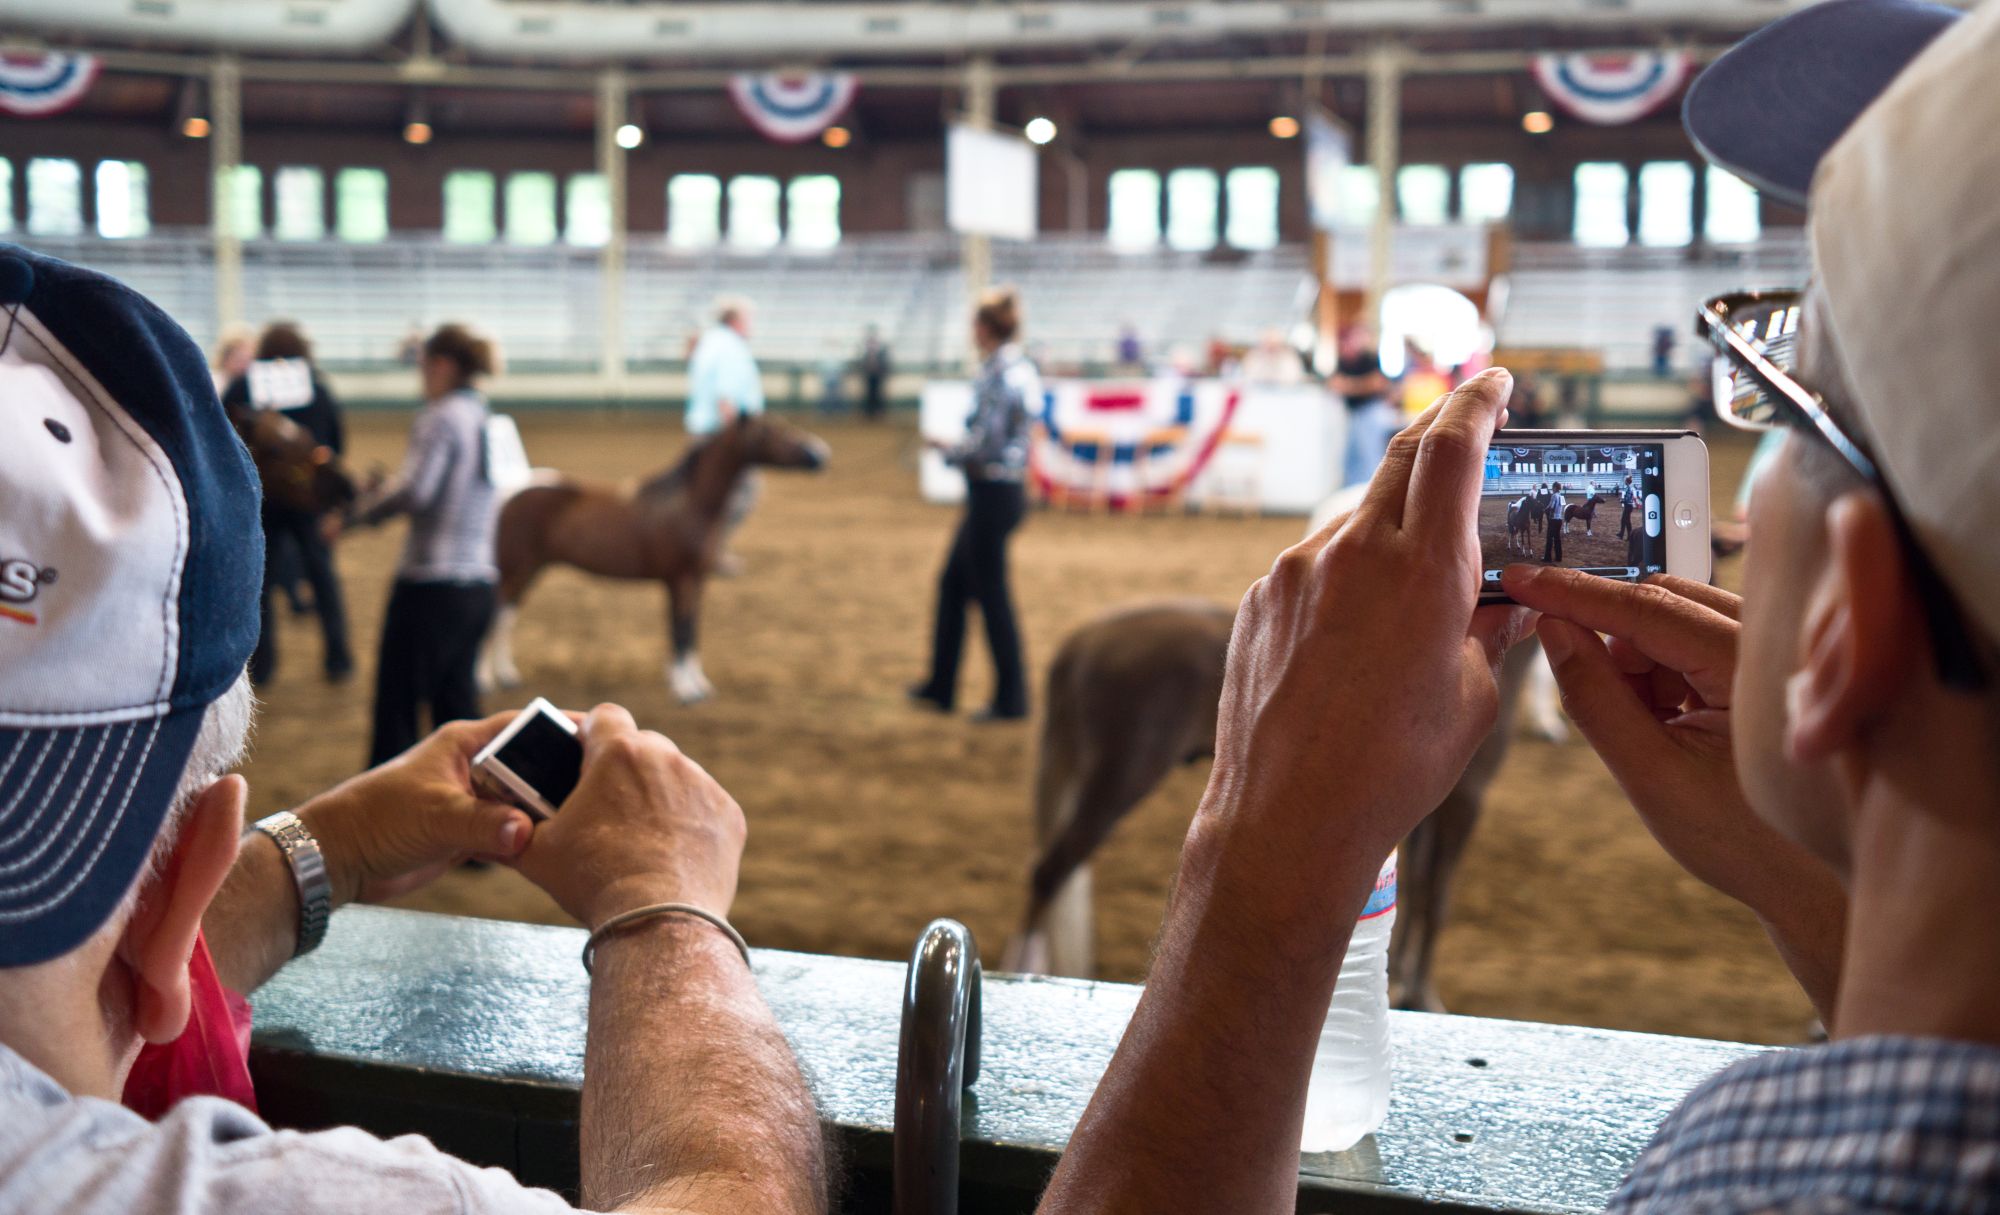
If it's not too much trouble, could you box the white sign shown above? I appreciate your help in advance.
[1304,107,1351,233]
[946,124,1038,241]
[1327,224,1490,290]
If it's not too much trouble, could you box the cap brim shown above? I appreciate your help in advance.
[1684,0,1960,209]
[0,709,203,967]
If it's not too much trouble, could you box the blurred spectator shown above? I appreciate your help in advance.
[1333,324,1398,488]
[1399,342,1452,417]
[858,325,892,420]
[396,322,425,367]
[211,324,256,396]
[1116,323,1144,370]
[687,297,768,559]
[1239,329,1305,387]
[1652,325,1677,378]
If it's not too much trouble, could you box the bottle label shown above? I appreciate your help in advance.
[1359,855,1398,921]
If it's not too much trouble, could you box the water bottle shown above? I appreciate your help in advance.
[1300,851,1397,1153]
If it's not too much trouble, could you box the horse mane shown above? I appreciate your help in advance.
[638,433,716,499]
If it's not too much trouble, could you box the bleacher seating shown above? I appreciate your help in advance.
[21,229,1808,377]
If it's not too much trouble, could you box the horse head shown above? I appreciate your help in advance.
[733,413,830,473]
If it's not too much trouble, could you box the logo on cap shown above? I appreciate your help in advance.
[0,556,57,625]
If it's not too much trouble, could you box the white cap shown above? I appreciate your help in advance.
[1810,0,2000,644]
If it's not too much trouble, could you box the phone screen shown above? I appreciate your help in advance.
[1480,440,1666,589]
[494,710,583,810]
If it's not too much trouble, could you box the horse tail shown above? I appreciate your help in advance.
[1005,652,1088,973]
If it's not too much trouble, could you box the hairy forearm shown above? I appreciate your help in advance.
[203,831,300,995]
[583,919,826,1215]
[1038,815,1372,1214]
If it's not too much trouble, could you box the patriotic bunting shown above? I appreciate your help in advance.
[728,73,858,143]
[1530,51,1692,126]
[0,53,100,118]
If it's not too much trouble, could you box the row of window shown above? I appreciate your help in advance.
[2,155,1760,251]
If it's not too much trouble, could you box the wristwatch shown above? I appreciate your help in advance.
[252,810,332,957]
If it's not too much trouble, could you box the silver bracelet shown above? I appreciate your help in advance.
[582,902,751,975]
[252,810,332,958]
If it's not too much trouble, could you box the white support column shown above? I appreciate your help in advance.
[1363,42,1403,328]
[596,68,629,395]
[210,55,244,335]
[961,53,996,369]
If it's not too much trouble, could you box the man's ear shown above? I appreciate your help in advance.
[1784,490,1920,764]
[119,775,246,1045]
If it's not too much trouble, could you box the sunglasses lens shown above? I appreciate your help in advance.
[1709,295,1803,427]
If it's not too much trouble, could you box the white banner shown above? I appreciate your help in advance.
[946,123,1038,241]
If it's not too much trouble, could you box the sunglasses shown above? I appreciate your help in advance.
[1696,288,1988,690]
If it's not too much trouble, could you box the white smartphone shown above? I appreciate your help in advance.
[470,697,582,820]
[1477,429,1710,602]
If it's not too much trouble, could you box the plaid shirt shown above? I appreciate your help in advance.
[1610,1036,2000,1213]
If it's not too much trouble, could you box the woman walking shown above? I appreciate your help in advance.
[351,324,502,764]
[911,287,1037,722]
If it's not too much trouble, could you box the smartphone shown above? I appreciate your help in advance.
[1477,430,1710,601]
[471,697,582,820]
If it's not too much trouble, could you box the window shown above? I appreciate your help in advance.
[667,175,721,249]
[335,168,389,242]
[1637,161,1694,248]
[565,173,611,247]
[726,175,781,250]
[1396,164,1450,225]
[1224,166,1280,250]
[273,167,325,241]
[1164,168,1219,252]
[504,172,557,245]
[1705,166,1761,244]
[0,160,11,234]
[1107,168,1161,250]
[1459,163,1514,223]
[442,170,497,244]
[786,175,840,250]
[1335,165,1379,225]
[26,158,83,237]
[1572,162,1630,248]
[221,165,263,239]
[95,161,149,238]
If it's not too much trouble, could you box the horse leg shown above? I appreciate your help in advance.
[478,565,540,693]
[1389,641,1536,1011]
[664,576,714,704]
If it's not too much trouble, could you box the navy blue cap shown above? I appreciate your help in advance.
[1683,0,1961,208]
[0,244,262,967]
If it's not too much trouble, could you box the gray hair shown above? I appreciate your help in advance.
[117,673,258,917]
[714,295,755,326]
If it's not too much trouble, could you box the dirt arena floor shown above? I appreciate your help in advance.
[241,411,1818,1046]
[1478,493,1640,573]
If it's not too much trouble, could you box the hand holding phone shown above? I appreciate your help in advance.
[471,698,583,820]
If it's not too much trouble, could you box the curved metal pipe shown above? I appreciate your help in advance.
[893,918,982,1215]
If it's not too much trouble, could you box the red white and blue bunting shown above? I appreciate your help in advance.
[1028,381,1244,511]
[0,52,100,118]
[1530,51,1692,126]
[728,73,858,143]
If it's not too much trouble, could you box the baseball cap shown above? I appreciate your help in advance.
[1682,0,1961,208]
[0,244,262,967]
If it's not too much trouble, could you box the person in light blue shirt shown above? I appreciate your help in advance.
[685,298,767,561]
[686,297,765,436]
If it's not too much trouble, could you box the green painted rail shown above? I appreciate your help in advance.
[249,906,1767,1214]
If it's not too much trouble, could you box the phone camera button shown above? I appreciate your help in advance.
[1673,501,1697,529]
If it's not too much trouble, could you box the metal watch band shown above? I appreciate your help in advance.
[253,810,331,958]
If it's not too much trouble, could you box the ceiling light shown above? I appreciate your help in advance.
[1268,115,1301,139]
[616,122,644,149]
[822,125,852,149]
[1024,116,1057,145]
[181,116,211,139]
[1522,110,1554,134]
[404,120,434,145]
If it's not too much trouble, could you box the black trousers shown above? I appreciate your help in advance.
[250,507,352,684]
[1543,513,1565,563]
[862,374,887,419]
[920,480,1028,714]
[369,579,497,766]
[1617,503,1635,539]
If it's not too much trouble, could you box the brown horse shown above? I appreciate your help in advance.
[480,414,829,703]
[227,405,359,516]
[1562,493,1605,536]
[1001,599,1536,1012]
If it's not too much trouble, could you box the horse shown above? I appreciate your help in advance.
[227,404,360,516]
[479,414,829,704]
[1505,495,1536,555]
[1562,493,1605,536]
[1000,599,1539,1012]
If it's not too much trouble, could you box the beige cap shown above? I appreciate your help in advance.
[1811,0,2000,644]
